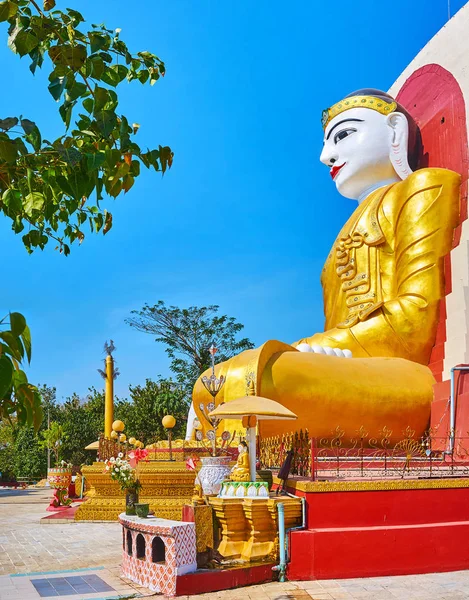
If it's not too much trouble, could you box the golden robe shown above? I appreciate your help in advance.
[230,450,250,481]
[194,168,460,441]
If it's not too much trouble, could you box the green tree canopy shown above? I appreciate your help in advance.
[0,378,190,479]
[13,425,46,478]
[0,0,172,255]
[39,420,65,464]
[118,378,189,445]
[0,420,15,479]
[126,302,254,393]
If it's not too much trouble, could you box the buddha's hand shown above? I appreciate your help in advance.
[296,343,352,358]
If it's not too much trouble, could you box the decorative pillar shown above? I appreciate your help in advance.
[241,498,276,561]
[104,354,114,439]
[209,497,249,559]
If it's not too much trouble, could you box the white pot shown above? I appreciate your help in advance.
[198,456,232,495]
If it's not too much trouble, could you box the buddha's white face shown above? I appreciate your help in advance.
[320,108,399,200]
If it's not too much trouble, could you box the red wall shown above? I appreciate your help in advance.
[288,522,469,580]
[292,486,469,529]
[287,486,469,580]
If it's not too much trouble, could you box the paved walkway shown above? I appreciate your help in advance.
[0,489,121,574]
[0,488,468,599]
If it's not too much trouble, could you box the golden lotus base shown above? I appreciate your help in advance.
[208,495,302,563]
[74,460,196,522]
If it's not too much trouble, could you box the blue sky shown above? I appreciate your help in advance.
[1,0,466,401]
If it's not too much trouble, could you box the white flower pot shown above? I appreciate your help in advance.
[198,456,231,495]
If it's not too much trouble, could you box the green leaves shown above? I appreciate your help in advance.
[3,189,21,213]
[93,85,111,112]
[20,118,41,151]
[0,117,18,131]
[24,192,44,216]
[48,76,66,101]
[0,312,41,429]
[0,138,17,163]
[93,109,117,137]
[13,29,39,56]
[49,44,87,71]
[0,357,14,399]
[0,2,173,256]
[88,31,110,54]
[0,1,17,23]
[21,324,31,362]
[86,151,105,170]
[10,312,26,337]
[101,64,128,87]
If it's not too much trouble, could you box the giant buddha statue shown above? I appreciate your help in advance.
[192,89,460,442]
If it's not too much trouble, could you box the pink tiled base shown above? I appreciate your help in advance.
[119,514,196,596]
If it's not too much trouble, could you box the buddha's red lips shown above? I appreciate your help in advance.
[330,163,346,180]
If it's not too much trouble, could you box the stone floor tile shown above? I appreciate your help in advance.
[318,581,342,589]
[5,489,469,600]
[297,582,324,591]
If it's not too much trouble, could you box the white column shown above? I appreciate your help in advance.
[248,426,257,482]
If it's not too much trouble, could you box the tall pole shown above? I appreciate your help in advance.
[104,354,114,439]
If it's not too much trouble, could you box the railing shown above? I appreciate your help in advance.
[260,429,312,476]
[259,426,469,480]
[98,435,129,462]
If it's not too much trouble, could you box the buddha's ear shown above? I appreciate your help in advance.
[386,112,413,180]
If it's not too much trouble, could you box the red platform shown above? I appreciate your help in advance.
[176,563,276,596]
[284,478,469,581]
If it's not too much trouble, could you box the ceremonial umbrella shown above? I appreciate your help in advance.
[84,440,99,451]
[208,396,297,482]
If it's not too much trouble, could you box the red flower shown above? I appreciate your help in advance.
[186,456,198,471]
[128,448,149,468]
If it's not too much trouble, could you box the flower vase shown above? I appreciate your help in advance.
[198,456,232,496]
[125,488,139,515]
[47,467,72,490]
[47,467,73,510]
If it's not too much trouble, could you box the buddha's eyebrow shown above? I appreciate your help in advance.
[326,118,364,140]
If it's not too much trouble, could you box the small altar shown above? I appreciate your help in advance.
[75,458,197,521]
[119,513,197,597]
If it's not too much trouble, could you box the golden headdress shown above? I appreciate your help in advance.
[321,95,397,130]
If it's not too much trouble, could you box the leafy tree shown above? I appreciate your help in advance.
[59,389,105,466]
[0,420,15,479]
[0,0,172,255]
[39,420,65,465]
[0,312,42,429]
[13,426,46,478]
[37,383,60,424]
[126,302,254,393]
[58,387,126,467]
[118,378,189,445]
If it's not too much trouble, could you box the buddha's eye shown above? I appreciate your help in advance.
[334,128,356,144]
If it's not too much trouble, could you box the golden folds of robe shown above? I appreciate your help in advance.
[193,168,460,440]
